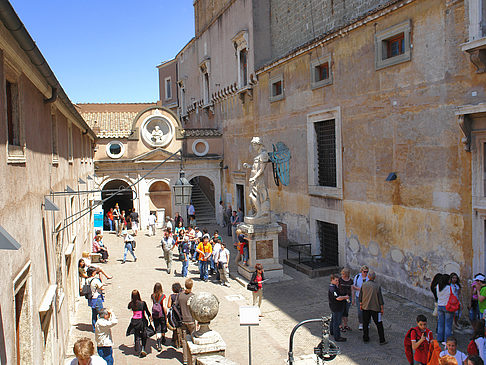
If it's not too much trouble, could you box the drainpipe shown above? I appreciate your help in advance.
[44,87,57,104]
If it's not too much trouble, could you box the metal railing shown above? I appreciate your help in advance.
[286,243,312,264]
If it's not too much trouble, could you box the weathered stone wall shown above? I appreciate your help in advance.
[269,0,397,65]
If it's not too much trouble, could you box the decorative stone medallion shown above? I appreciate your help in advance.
[141,112,174,148]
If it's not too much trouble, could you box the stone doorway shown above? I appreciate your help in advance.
[190,176,216,224]
[149,181,172,223]
[101,179,134,219]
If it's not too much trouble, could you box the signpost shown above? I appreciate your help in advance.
[93,204,104,234]
[239,306,260,365]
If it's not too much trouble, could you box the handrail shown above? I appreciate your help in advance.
[286,243,312,264]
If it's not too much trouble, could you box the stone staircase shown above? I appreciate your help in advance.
[191,183,216,225]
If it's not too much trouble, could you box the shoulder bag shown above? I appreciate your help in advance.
[445,287,460,312]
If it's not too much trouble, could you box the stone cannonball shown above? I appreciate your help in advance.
[188,292,219,324]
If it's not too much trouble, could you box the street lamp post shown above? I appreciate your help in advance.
[173,170,192,205]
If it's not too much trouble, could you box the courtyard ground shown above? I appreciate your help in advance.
[65,224,471,364]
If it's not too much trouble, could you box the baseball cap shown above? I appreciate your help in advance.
[474,274,485,282]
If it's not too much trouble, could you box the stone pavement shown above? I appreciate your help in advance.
[65,224,472,364]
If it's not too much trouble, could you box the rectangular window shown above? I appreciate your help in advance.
[269,75,284,102]
[203,72,210,105]
[51,114,58,163]
[318,221,339,266]
[385,33,405,59]
[315,119,337,187]
[375,20,411,70]
[165,77,172,100]
[68,123,73,163]
[6,80,20,146]
[315,62,329,82]
[180,86,186,116]
[239,49,248,87]
[310,55,333,89]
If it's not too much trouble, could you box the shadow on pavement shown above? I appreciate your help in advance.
[75,323,93,333]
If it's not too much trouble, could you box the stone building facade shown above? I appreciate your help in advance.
[79,102,223,228]
[0,2,96,363]
[158,0,486,305]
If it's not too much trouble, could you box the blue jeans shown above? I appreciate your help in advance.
[355,297,363,324]
[199,260,208,280]
[91,307,98,332]
[123,243,136,262]
[243,245,249,263]
[437,305,453,342]
[108,219,113,231]
[182,259,188,277]
[470,301,480,322]
[330,310,344,340]
[97,346,113,365]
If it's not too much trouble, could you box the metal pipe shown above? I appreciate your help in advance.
[44,87,57,104]
[288,318,322,365]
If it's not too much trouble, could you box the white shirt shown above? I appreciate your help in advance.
[475,337,486,361]
[217,248,230,264]
[212,242,221,259]
[148,214,156,225]
[124,233,135,243]
[89,277,103,299]
[95,312,118,347]
[437,285,451,306]
[439,350,467,364]
[162,236,175,251]
[354,274,369,298]
[165,220,173,231]
[70,356,107,365]
[196,231,203,240]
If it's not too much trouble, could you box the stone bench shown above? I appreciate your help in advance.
[196,355,238,365]
[90,252,102,263]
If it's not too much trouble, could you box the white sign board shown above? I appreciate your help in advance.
[239,306,260,326]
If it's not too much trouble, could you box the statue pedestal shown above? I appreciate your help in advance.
[237,221,283,282]
[186,331,226,365]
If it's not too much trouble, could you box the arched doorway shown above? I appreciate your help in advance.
[149,181,172,221]
[189,176,215,224]
[101,179,134,220]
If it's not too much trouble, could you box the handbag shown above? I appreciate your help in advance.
[445,287,460,312]
[247,282,258,292]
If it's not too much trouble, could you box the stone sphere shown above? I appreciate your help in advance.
[188,292,219,324]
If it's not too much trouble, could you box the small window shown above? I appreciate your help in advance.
[385,33,405,59]
[51,114,58,163]
[239,49,248,88]
[67,123,73,163]
[106,141,124,159]
[375,20,411,70]
[269,75,284,102]
[311,55,333,89]
[203,72,210,105]
[6,80,20,147]
[165,77,172,100]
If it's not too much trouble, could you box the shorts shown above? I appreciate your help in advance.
[131,222,138,230]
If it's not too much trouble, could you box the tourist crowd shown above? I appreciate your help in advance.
[72,208,264,365]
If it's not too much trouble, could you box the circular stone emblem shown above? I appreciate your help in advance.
[141,115,174,148]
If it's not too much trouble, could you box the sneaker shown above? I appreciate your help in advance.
[379,340,388,345]
[335,337,347,342]
[134,258,137,262]
[140,350,147,358]
[121,261,126,264]
[358,324,363,330]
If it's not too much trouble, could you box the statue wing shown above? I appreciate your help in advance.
[268,142,291,186]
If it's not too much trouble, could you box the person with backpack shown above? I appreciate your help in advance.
[468,319,486,360]
[86,266,105,332]
[151,283,168,351]
[404,314,433,365]
[352,265,369,330]
[167,282,183,348]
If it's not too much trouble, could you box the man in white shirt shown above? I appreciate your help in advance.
[148,212,157,236]
[165,217,173,232]
[161,230,176,274]
[352,265,369,330]
[212,238,222,281]
[87,267,104,332]
[217,200,225,227]
[217,241,230,287]
[95,308,117,365]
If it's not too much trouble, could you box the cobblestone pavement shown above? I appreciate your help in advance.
[65,225,472,364]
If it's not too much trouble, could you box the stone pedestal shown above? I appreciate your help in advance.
[237,221,283,282]
[186,332,226,365]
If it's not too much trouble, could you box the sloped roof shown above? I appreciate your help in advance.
[77,103,156,138]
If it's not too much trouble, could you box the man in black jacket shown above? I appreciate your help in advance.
[328,273,349,342]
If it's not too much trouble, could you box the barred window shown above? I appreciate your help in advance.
[314,119,336,187]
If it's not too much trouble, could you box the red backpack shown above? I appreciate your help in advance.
[467,339,479,356]
[404,327,419,365]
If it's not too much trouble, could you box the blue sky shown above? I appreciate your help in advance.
[9,1,195,103]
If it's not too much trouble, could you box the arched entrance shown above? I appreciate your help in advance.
[101,179,134,219]
[149,181,172,220]
[189,176,215,224]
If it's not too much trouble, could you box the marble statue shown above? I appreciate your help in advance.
[243,137,271,224]
[151,125,164,144]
